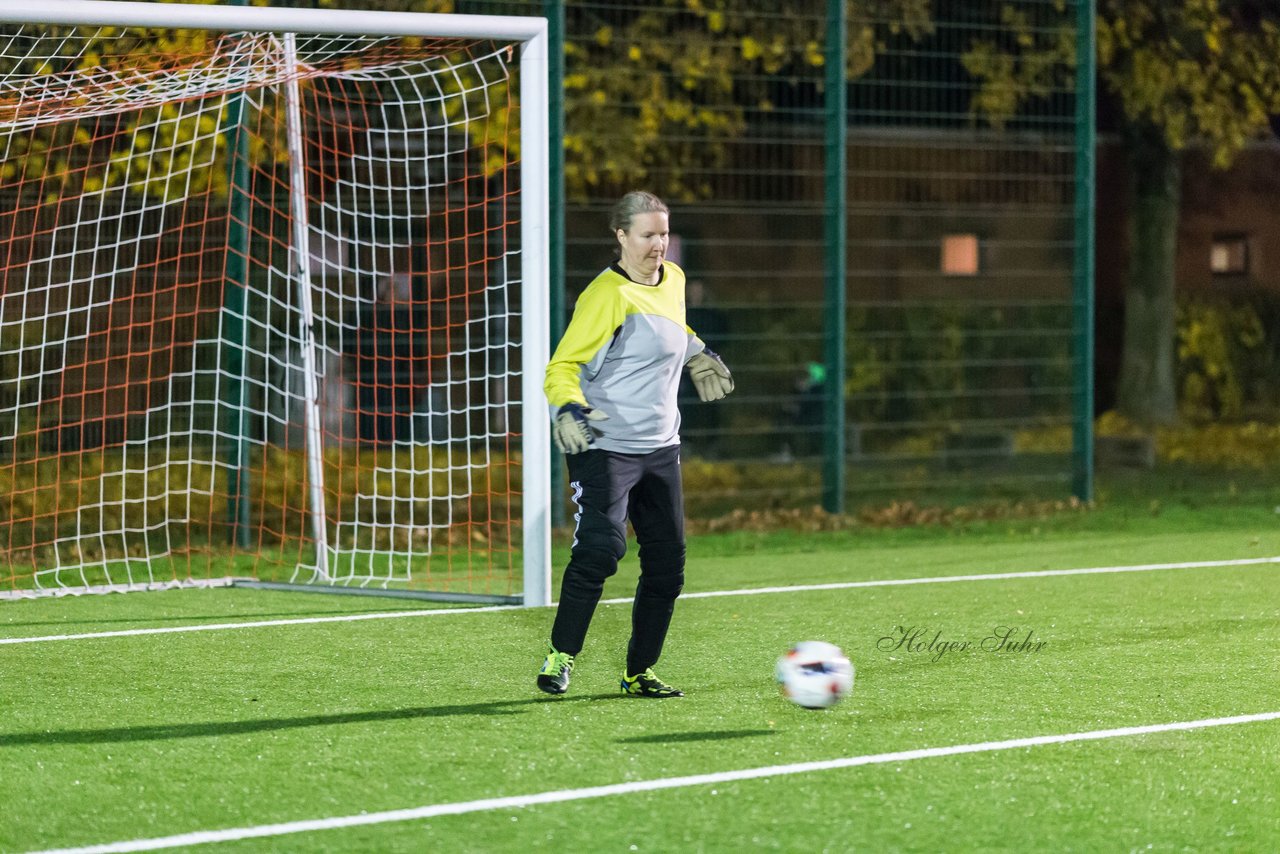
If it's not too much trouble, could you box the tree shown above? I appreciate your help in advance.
[554,0,932,201]
[3,0,937,204]
[965,0,1280,426]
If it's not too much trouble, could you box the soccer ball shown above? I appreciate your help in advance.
[776,640,855,709]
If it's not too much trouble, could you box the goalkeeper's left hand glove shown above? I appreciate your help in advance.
[686,349,735,402]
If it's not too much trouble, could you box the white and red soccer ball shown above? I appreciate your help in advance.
[776,640,855,709]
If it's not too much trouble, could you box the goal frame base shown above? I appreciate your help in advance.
[232,579,523,606]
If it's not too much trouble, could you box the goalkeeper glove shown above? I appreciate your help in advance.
[553,403,609,454]
[686,349,735,402]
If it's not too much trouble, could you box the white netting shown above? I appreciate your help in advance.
[0,23,525,599]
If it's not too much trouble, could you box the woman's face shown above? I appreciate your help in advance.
[616,211,669,278]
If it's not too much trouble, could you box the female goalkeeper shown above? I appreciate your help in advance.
[536,190,735,698]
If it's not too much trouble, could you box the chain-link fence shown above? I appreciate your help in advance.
[0,1,1091,539]
[472,0,1089,516]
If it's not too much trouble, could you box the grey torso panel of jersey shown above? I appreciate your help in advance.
[581,312,695,453]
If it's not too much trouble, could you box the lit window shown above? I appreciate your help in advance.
[941,234,979,276]
[1210,234,1248,275]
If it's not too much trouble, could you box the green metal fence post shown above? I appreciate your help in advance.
[222,0,251,547]
[1072,0,1096,502]
[822,0,848,514]
[545,0,566,528]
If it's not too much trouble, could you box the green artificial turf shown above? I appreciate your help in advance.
[3,478,1280,852]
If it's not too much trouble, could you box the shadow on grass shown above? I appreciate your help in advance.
[0,693,622,747]
[616,729,777,744]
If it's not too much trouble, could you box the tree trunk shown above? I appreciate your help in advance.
[1115,132,1181,426]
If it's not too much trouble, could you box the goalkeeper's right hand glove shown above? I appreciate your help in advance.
[553,403,609,455]
[686,349,735,402]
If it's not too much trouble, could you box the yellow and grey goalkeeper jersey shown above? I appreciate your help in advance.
[545,261,705,453]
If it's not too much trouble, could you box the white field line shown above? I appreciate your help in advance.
[0,603,525,645]
[31,710,1280,854]
[3,555,1278,646]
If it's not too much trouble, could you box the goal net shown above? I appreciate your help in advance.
[0,4,550,603]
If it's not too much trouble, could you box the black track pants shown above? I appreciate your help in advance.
[549,444,686,674]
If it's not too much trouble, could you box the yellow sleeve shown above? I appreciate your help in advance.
[544,281,625,408]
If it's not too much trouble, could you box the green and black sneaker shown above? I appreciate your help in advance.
[620,668,683,698]
[536,648,574,695]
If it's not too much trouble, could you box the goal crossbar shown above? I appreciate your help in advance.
[0,1,547,41]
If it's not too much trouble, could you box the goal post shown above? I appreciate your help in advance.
[0,1,552,605]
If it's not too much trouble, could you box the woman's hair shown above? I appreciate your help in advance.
[609,190,669,234]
